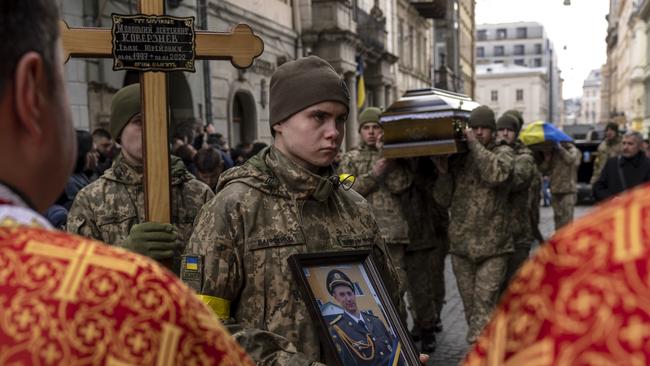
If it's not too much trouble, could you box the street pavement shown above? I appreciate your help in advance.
[423,204,594,365]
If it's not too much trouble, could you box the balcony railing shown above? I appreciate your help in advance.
[409,0,447,19]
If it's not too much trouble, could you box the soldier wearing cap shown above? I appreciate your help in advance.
[186,56,402,363]
[66,83,214,273]
[504,109,544,245]
[539,139,581,230]
[496,113,537,288]
[431,105,515,343]
[591,122,622,185]
[337,107,413,326]
[324,270,403,366]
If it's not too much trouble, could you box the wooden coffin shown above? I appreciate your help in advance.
[380,88,480,158]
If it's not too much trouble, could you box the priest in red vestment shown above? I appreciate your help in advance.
[0,2,252,365]
[463,184,650,366]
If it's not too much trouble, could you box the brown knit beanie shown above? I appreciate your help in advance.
[358,107,382,131]
[110,83,140,141]
[504,109,524,131]
[269,56,349,130]
[469,105,496,130]
[496,114,519,132]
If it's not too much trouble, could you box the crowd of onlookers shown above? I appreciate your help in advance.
[45,123,267,228]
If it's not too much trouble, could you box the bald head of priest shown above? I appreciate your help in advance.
[0,0,75,212]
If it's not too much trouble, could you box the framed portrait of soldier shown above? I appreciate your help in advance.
[289,250,419,366]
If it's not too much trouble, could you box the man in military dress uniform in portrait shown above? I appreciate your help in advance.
[324,269,404,366]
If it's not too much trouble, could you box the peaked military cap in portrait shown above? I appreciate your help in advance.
[327,269,354,295]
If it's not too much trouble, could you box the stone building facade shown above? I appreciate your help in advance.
[475,63,548,124]
[61,0,472,150]
[581,69,602,125]
[475,21,562,123]
[604,0,647,132]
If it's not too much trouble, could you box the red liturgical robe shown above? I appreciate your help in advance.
[463,184,650,366]
[0,186,253,365]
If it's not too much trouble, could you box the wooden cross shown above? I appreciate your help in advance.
[60,1,263,268]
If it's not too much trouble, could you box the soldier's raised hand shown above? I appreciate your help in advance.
[372,158,390,177]
[464,126,477,143]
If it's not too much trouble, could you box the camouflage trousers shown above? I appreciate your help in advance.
[404,246,447,330]
[551,193,576,230]
[451,254,509,343]
[388,244,409,325]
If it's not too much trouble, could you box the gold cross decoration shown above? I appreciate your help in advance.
[59,1,264,269]
[25,240,137,301]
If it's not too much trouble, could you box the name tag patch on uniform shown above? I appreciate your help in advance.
[180,254,203,292]
[337,235,373,247]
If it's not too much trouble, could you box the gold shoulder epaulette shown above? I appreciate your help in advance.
[329,314,342,325]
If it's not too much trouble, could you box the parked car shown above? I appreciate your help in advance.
[574,140,600,205]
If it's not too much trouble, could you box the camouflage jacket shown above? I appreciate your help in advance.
[509,142,537,246]
[540,143,581,194]
[66,153,213,268]
[433,139,515,261]
[337,144,413,245]
[590,137,622,184]
[186,146,400,362]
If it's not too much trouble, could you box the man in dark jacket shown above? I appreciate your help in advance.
[593,131,650,201]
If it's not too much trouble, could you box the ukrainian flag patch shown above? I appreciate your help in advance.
[186,256,199,270]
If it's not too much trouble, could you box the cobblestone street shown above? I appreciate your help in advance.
[426,204,594,365]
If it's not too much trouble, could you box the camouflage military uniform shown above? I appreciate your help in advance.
[337,143,413,322]
[186,147,400,362]
[325,312,403,366]
[590,137,622,185]
[540,143,581,230]
[433,139,514,342]
[400,158,448,342]
[227,325,321,366]
[503,142,537,287]
[529,171,544,243]
[66,153,214,273]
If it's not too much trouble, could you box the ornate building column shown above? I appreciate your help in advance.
[345,71,359,150]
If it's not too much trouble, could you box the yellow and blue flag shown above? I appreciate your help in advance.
[186,256,199,271]
[357,56,366,109]
[519,121,573,146]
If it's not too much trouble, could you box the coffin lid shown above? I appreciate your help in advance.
[380,88,480,123]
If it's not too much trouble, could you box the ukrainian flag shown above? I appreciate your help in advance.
[519,121,573,146]
[186,256,199,271]
[357,56,366,109]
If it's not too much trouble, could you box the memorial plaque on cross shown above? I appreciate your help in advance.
[60,0,264,268]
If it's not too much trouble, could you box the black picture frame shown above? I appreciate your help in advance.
[289,250,419,366]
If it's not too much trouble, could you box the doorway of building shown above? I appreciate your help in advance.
[231,91,257,146]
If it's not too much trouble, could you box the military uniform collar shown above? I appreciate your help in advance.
[359,142,379,152]
[105,153,189,185]
[265,146,338,201]
[607,136,621,146]
[345,311,364,323]
[105,153,143,184]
